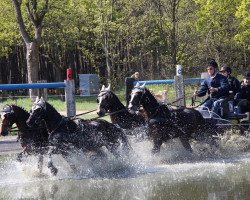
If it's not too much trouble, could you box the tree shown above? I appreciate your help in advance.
[12,0,49,98]
[235,0,250,68]
[194,0,249,71]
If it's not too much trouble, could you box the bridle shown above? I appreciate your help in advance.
[129,87,144,110]
[97,90,113,110]
[130,88,172,118]
[0,105,16,133]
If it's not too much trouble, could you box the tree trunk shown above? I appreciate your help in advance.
[26,42,39,98]
[12,0,48,99]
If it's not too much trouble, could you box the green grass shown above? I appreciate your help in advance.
[145,84,201,106]
[0,95,115,122]
[0,85,203,136]
[0,84,201,111]
[0,84,202,121]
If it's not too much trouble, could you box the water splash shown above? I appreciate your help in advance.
[0,129,250,189]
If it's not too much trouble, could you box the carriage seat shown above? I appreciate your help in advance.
[220,99,249,120]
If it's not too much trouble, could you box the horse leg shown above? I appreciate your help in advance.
[152,138,163,154]
[16,147,29,162]
[179,137,192,152]
[16,152,23,162]
[200,124,220,148]
[89,148,107,161]
[61,153,77,173]
[47,147,58,176]
[37,154,43,173]
[107,142,121,158]
[120,132,132,156]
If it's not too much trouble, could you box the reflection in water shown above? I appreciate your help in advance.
[0,131,250,200]
[0,164,250,200]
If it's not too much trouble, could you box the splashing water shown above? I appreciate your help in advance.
[0,129,250,199]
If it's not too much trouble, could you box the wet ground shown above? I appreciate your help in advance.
[0,136,22,155]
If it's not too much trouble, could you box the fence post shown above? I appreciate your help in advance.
[125,77,136,107]
[37,80,48,101]
[64,80,76,117]
[174,65,185,107]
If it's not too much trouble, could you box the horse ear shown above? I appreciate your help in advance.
[140,83,146,89]
[106,84,111,91]
[35,96,39,103]
[135,82,140,88]
[101,85,105,91]
[40,97,45,103]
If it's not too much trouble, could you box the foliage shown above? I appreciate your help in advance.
[0,1,21,56]
[235,0,250,49]
[0,0,249,87]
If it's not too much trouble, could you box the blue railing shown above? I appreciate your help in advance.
[0,82,65,90]
[135,78,204,85]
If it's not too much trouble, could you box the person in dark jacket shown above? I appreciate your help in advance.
[234,71,250,113]
[219,65,241,96]
[193,59,230,117]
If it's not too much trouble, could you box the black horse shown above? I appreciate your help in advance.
[26,97,130,175]
[128,83,218,154]
[97,85,146,130]
[0,104,49,172]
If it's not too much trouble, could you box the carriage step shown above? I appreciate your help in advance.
[227,113,248,120]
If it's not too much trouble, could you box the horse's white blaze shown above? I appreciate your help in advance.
[90,121,99,126]
[128,93,136,109]
[32,97,46,110]
[0,113,6,120]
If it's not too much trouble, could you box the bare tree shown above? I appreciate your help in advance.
[12,0,48,98]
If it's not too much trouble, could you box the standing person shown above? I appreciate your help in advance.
[131,72,140,80]
[219,65,241,96]
[193,59,230,117]
[234,72,250,113]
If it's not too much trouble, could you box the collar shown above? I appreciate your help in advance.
[210,72,218,79]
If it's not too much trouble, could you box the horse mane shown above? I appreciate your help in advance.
[144,88,160,105]
[109,91,126,108]
[45,102,62,117]
[143,88,171,118]
[11,104,30,118]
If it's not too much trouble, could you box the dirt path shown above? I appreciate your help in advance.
[0,110,99,156]
[0,136,22,155]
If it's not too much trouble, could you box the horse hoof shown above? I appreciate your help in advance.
[51,168,58,176]
[16,156,22,162]
[151,149,160,154]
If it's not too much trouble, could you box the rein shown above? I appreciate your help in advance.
[48,118,65,135]
[91,108,128,120]
[9,124,46,133]
[74,109,97,118]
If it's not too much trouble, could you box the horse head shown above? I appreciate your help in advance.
[128,83,146,114]
[26,97,46,127]
[97,84,112,116]
[0,105,15,136]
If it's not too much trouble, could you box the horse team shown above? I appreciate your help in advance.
[0,83,220,175]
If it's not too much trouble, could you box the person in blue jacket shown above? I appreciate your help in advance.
[193,59,230,117]
[219,65,241,96]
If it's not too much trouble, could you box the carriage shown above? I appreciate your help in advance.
[194,99,250,133]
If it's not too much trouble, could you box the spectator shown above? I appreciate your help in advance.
[131,72,140,80]
[193,59,230,117]
[219,65,241,96]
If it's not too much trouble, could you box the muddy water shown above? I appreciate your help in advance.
[0,132,250,200]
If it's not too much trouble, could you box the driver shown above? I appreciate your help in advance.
[193,59,230,117]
